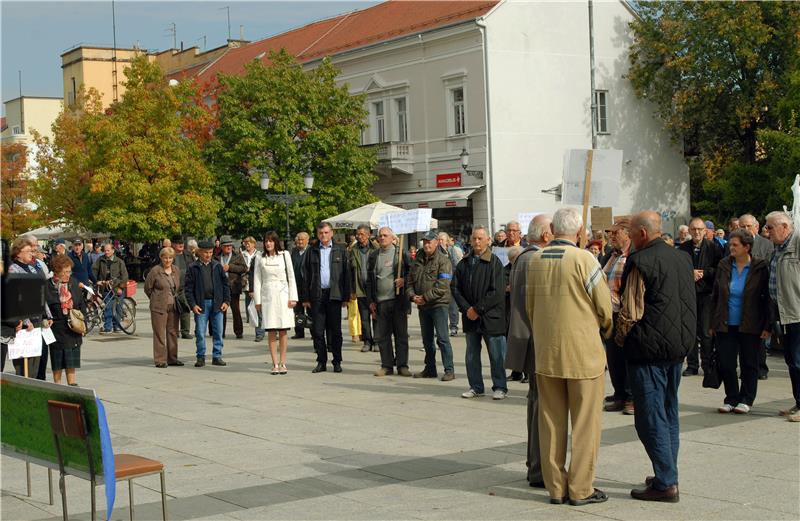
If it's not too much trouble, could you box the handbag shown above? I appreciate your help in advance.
[68,309,88,336]
[702,340,722,389]
[295,312,313,329]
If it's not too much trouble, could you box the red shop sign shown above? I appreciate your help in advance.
[436,172,462,188]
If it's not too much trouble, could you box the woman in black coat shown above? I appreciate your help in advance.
[45,255,86,386]
[710,230,770,414]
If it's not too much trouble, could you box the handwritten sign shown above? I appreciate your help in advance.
[8,328,43,360]
[518,212,543,235]
[561,149,623,207]
[492,247,510,266]
[378,209,433,235]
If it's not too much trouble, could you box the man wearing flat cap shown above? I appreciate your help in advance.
[601,216,634,414]
[216,236,248,339]
[185,239,231,366]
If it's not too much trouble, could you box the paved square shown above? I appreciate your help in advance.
[2,292,799,520]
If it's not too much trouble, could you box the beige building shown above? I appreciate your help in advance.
[61,41,247,108]
[1,96,62,145]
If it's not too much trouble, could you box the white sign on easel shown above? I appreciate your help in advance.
[561,149,623,207]
[8,328,43,360]
[518,212,543,235]
[378,209,433,235]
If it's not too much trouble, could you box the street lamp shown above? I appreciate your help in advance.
[249,165,314,245]
[459,148,484,179]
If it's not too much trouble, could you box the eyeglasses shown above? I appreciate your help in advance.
[689,227,705,232]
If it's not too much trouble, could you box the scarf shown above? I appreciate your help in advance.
[54,277,74,316]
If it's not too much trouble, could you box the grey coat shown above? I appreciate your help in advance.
[751,233,775,262]
[504,244,541,373]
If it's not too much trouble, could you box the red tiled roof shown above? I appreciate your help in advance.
[191,0,498,85]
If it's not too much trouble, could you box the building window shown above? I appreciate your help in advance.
[451,87,466,136]
[594,90,608,134]
[373,101,385,143]
[11,126,22,135]
[395,97,408,142]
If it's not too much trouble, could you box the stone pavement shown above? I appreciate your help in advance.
[2,291,799,521]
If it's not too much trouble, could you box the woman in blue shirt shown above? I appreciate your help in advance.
[710,230,770,414]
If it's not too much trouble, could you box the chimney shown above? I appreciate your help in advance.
[180,41,184,51]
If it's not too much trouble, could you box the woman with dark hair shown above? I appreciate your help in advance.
[710,229,771,414]
[46,254,86,385]
[253,231,298,374]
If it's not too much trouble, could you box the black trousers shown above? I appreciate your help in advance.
[605,313,630,401]
[717,327,760,406]
[374,299,409,369]
[35,341,48,380]
[357,296,374,345]
[311,290,343,365]
[687,294,713,372]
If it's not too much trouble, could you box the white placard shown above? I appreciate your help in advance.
[8,328,43,360]
[42,327,57,345]
[517,212,543,234]
[492,247,510,266]
[561,149,623,207]
[247,299,259,326]
[378,209,433,235]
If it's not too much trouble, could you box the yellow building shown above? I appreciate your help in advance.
[1,96,63,145]
[61,41,246,108]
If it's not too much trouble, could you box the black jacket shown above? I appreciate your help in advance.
[45,277,85,349]
[710,257,770,336]
[679,238,722,295]
[365,247,411,313]
[299,242,351,302]
[291,247,309,296]
[452,248,506,336]
[622,238,697,364]
[184,260,231,312]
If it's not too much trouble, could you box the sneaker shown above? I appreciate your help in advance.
[779,405,800,416]
[194,357,205,367]
[733,403,751,414]
[360,344,370,353]
[718,404,734,413]
[440,372,455,382]
[623,400,635,415]
[461,389,484,399]
[788,412,800,422]
[450,328,458,337]
[492,390,507,400]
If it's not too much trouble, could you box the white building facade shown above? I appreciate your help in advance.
[315,0,688,237]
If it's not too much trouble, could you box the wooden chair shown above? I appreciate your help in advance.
[47,400,167,521]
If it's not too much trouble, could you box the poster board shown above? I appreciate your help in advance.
[517,212,543,235]
[561,149,623,207]
[378,209,433,235]
[590,207,613,232]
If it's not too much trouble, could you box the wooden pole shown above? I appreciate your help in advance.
[580,149,594,249]
[395,235,404,295]
[23,357,28,378]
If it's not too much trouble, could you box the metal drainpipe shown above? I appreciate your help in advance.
[475,18,495,232]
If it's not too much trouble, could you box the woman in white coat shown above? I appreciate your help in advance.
[253,231,298,374]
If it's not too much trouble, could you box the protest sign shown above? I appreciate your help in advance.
[561,149,623,208]
[518,212,543,234]
[378,208,433,235]
[8,327,43,360]
[590,207,613,231]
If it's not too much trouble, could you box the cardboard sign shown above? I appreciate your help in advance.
[561,149,623,207]
[8,327,43,360]
[378,209,433,235]
[590,207,613,231]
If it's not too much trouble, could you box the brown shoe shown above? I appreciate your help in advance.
[604,400,624,412]
[374,367,394,377]
[623,400,635,415]
[413,369,438,378]
[440,371,455,382]
[397,367,412,377]
[631,485,679,503]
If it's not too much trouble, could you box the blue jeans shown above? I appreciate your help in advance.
[419,306,454,374]
[245,293,265,338]
[103,291,123,331]
[629,362,682,489]
[195,299,224,359]
[448,300,459,331]
[465,332,508,394]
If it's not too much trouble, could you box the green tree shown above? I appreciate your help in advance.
[627,1,800,220]
[206,49,376,237]
[1,142,40,239]
[31,56,218,241]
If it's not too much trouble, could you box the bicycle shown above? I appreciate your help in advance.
[92,281,137,335]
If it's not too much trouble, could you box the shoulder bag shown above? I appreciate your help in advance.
[68,309,88,336]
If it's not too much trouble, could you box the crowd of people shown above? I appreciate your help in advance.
[2,175,799,507]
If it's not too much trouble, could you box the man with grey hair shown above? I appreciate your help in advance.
[527,208,612,504]
[366,227,411,376]
[766,196,800,421]
[738,214,774,261]
[676,225,690,246]
[505,213,552,489]
[504,220,527,248]
[439,231,463,336]
[350,224,377,352]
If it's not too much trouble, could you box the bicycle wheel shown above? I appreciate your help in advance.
[84,302,102,334]
[115,297,137,335]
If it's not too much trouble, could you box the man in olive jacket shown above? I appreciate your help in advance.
[452,226,508,400]
[406,231,455,380]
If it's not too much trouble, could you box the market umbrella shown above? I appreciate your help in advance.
[325,202,438,230]
[22,220,107,240]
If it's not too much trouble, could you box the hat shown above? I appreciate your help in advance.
[72,238,83,245]
[171,236,183,244]
[704,220,715,230]
[220,236,234,246]
[197,239,214,250]
[421,231,438,241]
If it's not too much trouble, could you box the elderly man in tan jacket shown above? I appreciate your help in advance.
[527,207,613,506]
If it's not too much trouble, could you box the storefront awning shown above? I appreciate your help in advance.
[384,187,481,209]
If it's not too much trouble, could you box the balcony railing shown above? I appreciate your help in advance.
[363,141,414,176]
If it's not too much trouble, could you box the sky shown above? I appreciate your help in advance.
[1,0,379,109]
